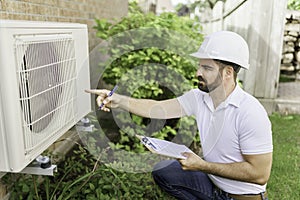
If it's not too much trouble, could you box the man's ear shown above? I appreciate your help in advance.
[224,66,233,78]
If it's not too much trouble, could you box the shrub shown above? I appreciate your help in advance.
[93,1,203,155]
[288,0,300,10]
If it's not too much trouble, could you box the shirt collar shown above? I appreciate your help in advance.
[203,84,243,112]
[225,84,243,108]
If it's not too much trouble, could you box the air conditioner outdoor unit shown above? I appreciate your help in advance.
[0,20,91,172]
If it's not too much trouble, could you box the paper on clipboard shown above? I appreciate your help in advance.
[137,135,193,159]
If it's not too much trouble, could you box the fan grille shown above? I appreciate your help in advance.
[15,34,77,154]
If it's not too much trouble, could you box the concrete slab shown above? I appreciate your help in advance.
[276,82,300,114]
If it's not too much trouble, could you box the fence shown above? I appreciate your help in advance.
[200,0,288,113]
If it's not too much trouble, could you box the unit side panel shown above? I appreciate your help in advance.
[0,90,9,171]
[73,27,91,120]
[0,28,26,172]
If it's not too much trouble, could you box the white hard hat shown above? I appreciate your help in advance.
[190,31,250,69]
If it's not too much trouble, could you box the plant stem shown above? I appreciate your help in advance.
[32,176,40,200]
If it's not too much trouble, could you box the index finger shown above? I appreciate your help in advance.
[85,89,107,96]
[180,152,192,158]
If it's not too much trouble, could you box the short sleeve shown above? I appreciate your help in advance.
[238,104,273,155]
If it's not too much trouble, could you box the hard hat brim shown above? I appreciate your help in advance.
[189,52,249,70]
[190,52,211,59]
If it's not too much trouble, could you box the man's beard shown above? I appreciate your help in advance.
[197,76,209,93]
[197,75,222,93]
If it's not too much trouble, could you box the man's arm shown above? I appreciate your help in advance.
[179,152,272,185]
[85,89,186,119]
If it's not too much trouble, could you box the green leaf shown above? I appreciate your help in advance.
[22,184,30,193]
[89,183,95,190]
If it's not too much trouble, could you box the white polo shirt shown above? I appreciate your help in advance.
[177,85,273,194]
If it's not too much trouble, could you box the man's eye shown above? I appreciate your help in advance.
[202,66,213,71]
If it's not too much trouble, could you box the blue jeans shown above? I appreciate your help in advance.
[152,160,234,200]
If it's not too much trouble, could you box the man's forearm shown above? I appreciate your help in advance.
[180,152,272,186]
[117,95,184,119]
[118,96,161,118]
[201,161,268,185]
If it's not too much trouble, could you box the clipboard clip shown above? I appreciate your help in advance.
[141,137,157,150]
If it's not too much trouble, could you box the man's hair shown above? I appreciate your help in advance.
[214,59,241,81]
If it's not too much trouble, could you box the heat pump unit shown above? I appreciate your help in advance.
[0,20,91,172]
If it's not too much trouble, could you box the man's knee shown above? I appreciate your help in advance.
[153,160,179,171]
[152,160,181,182]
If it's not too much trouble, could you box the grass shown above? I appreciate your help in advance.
[279,74,295,82]
[268,113,300,199]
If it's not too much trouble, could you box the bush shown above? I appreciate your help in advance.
[93,1,203,155]
[288,0,300,10]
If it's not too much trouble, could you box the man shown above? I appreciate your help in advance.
[85,31,272,200]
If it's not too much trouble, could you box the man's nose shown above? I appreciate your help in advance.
[196,68,203,76]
